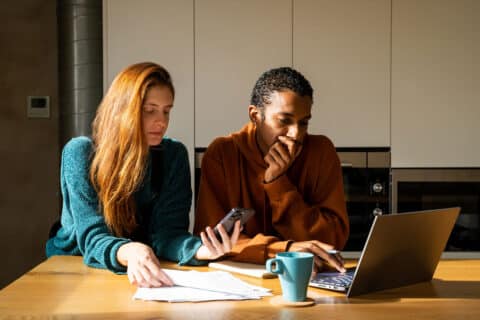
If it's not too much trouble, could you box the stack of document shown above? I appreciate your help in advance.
[208,260,277,279]
[133,269,272,302]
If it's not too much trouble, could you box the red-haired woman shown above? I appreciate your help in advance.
[46,62,240,287]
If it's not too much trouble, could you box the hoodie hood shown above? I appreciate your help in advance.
[231,122,267,169]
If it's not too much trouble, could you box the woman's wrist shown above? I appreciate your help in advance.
[116,242,135,266]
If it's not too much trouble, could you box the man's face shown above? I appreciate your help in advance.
[251,90,312,155]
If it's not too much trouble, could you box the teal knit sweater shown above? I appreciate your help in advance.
[46,136,205,273]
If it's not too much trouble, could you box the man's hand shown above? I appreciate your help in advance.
[195,220,241,260]
[117,242,174,288]
[288,240,346,275]
[264,136,302,183]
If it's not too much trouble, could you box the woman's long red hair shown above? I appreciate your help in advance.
[90,62,174,237]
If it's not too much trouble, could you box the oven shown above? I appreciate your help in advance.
[338,149,390,252]
[391,169,480,257]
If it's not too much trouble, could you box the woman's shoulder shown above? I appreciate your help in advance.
[63,136,93,155]
[160,137,187,154]
[61,136,94,168]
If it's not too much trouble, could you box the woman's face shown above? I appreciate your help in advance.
[142,85,174,146]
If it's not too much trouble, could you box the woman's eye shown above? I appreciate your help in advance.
[143,108,155,114]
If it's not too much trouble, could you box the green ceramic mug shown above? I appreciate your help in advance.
[266,252,314,302]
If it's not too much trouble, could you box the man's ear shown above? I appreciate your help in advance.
[248,105,260,124]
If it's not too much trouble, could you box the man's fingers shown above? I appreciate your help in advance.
[313,256,324,275]
[278,136,301,157]
[270,142,290,164]
[318,251,346,273]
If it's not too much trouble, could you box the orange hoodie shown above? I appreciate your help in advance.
[194,123,349,264]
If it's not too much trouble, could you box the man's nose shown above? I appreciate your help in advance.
[287,125,299,140]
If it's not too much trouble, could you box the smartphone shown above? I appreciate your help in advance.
[213,208,255,241]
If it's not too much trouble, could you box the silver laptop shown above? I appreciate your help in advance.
[309,207,461,297]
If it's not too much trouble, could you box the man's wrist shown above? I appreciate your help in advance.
[285,240,295,252]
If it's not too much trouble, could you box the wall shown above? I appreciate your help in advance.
[0,0,59,288]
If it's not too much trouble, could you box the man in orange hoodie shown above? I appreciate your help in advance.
[194,67,349,272]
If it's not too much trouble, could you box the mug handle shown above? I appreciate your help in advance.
[266,258,283,274]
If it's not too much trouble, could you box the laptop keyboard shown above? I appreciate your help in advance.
[310,270,355,291]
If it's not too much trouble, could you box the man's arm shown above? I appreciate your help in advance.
[194,140,231,234]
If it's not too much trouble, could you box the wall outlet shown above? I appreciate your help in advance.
[27,96,50,118]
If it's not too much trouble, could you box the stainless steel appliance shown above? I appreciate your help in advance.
[338,149,390,252]
[391,168,480,258]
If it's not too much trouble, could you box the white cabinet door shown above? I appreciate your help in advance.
[103,0,195,226]
[195,0,292,147]
[293,0,391,147]
[391,0,480,167]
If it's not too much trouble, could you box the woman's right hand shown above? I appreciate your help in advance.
[117,242,173,288]
[195,220,242,260]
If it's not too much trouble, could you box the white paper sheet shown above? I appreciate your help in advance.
[208,260,277,278]
[133,269,271,302]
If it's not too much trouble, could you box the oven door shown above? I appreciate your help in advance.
[392,169,480,258]
[339,150,390,252]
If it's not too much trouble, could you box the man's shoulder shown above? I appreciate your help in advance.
[206,135,237,153]
[305,134,336,151]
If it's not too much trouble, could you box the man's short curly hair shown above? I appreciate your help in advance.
[250,67,313,109]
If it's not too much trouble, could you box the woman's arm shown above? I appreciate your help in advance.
[48,137,131,272]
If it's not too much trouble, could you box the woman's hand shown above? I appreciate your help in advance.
[117,242,174,288]
[195,220,242,260]
[288,240,346,275]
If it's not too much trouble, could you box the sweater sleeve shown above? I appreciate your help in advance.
[263,136,349,252]
[193,140,232,235]
[148,141,205,266]
[49,137,130,273]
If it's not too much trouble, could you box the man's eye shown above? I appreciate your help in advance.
[300,120,309,127]
[279,118,291,125]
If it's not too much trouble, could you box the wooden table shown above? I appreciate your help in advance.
[0,256,479,319]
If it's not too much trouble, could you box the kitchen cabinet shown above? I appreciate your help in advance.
[391,0,480,167]
[194,0,292,147]
[103,0,194,161]
[293,0,391,147]
[103,0,195,226]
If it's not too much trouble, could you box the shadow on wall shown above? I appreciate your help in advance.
[0,0,60,288]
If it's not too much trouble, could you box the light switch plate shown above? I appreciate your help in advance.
[27,96,50,118]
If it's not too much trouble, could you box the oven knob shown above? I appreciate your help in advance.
[372,182,383,193]
[373,208,383,216]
